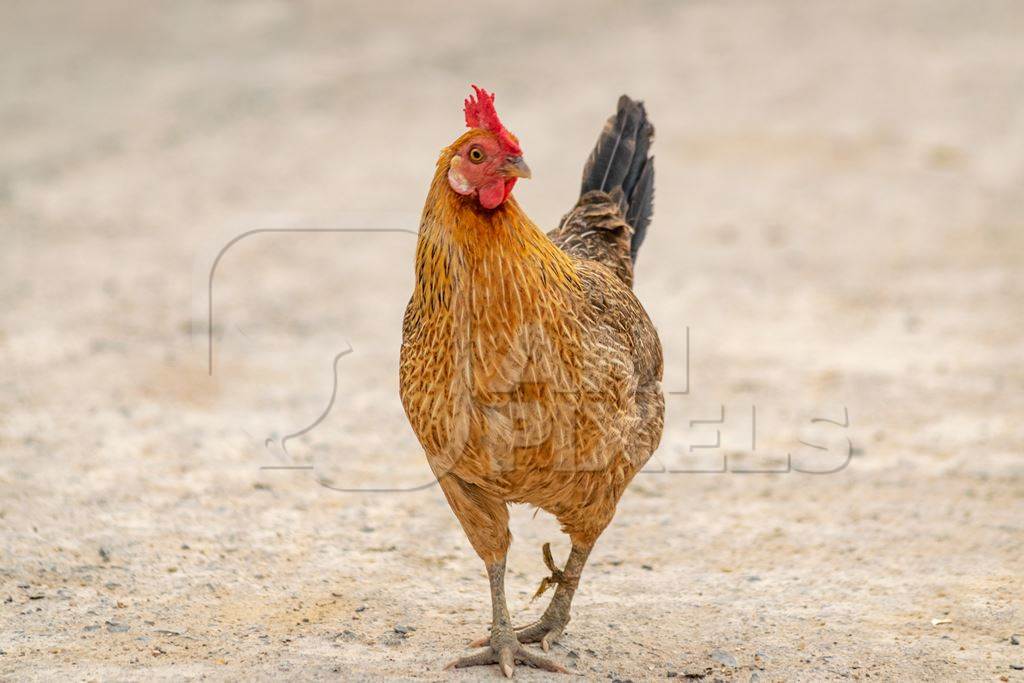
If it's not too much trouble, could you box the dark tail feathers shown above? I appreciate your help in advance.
[580,95,655,263]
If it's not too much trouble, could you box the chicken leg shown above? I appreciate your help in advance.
[446,559,568,677]
[470,543,592,652]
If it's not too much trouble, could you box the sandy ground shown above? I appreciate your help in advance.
[2,1,1024,680]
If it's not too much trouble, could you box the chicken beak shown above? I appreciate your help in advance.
[502,155,532,179]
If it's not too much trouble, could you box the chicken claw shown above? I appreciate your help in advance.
[446,632,568,677]
[512,619,568,652]
[469,542,579,652]
[468,616,569,652]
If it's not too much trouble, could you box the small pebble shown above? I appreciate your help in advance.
[710,649,738,668]
[99,548,111,563]
[393,624,416,635]
[105,621,129,633]
[1011,634,1021,645]
[1010,664,1024,671]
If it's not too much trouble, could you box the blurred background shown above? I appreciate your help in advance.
[2,1,1022,680]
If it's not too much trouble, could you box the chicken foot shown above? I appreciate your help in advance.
[470,543,592,652]
[446,559,568,677]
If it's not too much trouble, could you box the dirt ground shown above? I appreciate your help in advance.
[2,1,1023,680]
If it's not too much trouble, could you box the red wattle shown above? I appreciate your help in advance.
[478,180,508,209]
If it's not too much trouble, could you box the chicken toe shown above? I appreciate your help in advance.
[446,632,568,677]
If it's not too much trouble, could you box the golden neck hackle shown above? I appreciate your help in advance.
[413,138,581,316]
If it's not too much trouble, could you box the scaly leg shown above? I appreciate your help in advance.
[471,542,592,652]
[519,543,592,650]
[446,559,568,677]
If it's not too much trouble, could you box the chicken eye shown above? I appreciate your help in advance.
[468,147,485,164]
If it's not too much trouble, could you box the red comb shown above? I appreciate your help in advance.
[463,85,522,154]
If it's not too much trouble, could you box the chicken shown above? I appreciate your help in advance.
[399,86,663,676]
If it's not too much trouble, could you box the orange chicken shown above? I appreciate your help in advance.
[400,86,663,676]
